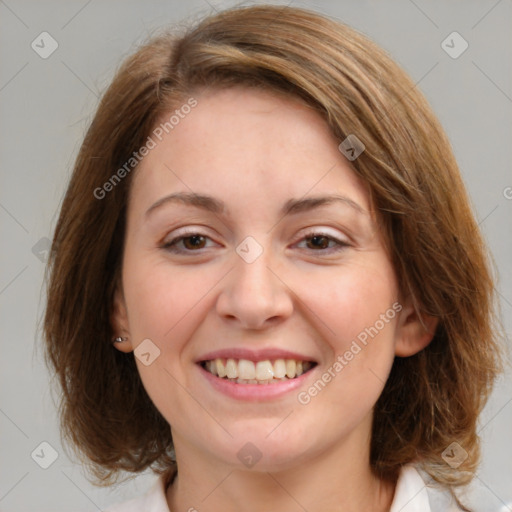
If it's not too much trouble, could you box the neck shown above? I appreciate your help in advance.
[166,429,396,512]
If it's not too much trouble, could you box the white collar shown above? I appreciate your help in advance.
[390,464,432,511]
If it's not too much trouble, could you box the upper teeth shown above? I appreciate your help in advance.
[203,358,313,381]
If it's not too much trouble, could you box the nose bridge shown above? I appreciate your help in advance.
[216,235,293,328]
[235,237,274,291]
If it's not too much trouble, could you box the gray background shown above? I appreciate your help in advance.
[0,0,511,510]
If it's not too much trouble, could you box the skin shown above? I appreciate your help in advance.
[112,87,437,512]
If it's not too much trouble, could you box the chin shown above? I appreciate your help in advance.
[202,430,317,473]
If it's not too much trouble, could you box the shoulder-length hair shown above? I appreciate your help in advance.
[43,4,502,496]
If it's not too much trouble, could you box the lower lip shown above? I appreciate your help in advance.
[197,364,316,401]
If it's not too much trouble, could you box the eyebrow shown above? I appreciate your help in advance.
[144,192,367,219]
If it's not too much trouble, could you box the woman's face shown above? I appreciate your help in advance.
[113,87,418,472]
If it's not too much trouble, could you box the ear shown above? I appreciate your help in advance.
[110,284,134,353]
[394,297,439,357]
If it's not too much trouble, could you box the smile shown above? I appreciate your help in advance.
[200,358,316,384]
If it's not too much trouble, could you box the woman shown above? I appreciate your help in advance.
[43,5,502,511]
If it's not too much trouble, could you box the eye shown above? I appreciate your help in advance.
[160,228,350,255]
[294,230,350,253]
[161,231,217,254]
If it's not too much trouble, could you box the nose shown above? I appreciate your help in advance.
[215,243,294,330]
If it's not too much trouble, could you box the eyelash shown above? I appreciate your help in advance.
[160,229,350,255]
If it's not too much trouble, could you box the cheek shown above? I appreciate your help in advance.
[122,257,220,416]
[300,260,398,346]
[123,255,214,342]
[295,259,399,401]
[290,267,398,434]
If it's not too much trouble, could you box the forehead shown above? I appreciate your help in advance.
[129,87,371,218]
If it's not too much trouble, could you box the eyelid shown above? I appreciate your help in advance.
[294,226,350,241]
[161,226,220,247]
[162,224,218,240]
[291,227,351,253]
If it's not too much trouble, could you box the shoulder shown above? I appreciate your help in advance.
[104,474,171,512]
[390,464,465,512]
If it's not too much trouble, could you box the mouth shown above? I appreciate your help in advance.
[199,358,318,385]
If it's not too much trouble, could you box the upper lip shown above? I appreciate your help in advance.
[196,348,317,363]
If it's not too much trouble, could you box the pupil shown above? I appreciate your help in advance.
[185,235,205,249]
[309,235,328,249]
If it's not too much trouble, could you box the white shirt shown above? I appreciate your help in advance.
[105,464,461,512]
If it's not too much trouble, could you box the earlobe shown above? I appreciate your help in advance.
[394,301,439,357]
[110,286,134,353]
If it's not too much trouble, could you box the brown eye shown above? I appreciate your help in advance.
[305,235,331,250]
[162,233,215,253]
[294,231,350,254]
[182,235,207,250]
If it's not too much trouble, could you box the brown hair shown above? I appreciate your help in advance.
[43,3,502,498]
